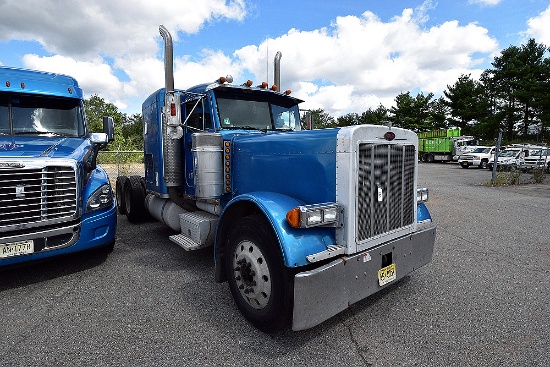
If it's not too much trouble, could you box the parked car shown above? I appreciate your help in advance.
[458,146,496,169]
[523,148,550,172]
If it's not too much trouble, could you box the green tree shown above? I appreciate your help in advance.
[389,91,442,132]
[443,74,490,135]
[359,105,388,125]
[84,94,143,150]
[336,113,359,127]
[482,39,549,141]
[304,108,336,129]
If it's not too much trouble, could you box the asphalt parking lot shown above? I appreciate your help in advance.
[1,163,549,367]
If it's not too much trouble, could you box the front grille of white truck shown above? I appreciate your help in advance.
[0,166,78,229]
[357,143,415,242]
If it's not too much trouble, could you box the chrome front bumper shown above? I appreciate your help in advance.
[292,225,437,331]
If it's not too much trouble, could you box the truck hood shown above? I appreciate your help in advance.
[0,135,91,160]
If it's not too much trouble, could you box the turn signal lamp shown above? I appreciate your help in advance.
[417,188,429,203]
[286,203,342,229]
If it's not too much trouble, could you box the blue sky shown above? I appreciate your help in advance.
[1,0,549,117]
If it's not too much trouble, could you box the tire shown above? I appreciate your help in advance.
[480,160,488,169]
[420,154,427,163]
[225,215,294,332]
[124,175,146,223]
[427,154,435,163]
[115,176,129,215]
[460,163,469,169]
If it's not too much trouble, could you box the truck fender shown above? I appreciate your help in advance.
[214,192,335,282]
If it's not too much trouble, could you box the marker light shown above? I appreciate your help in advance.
[284,90,292,95]
[257,82,268,89]
[286,203,342,229]
[242,80,253,87]
[271,85,278,91]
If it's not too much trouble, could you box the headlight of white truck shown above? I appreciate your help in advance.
[86,184,114,213]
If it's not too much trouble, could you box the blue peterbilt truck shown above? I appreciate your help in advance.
[118,26,436,332]
[0,66,117,267]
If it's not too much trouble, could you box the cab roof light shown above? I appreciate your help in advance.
[218,75,234,84]
[242,80,253,87]
[257,82,268,89]
[271,84,278,91]
[284,89,292,95]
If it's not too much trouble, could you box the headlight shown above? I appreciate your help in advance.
[417,188,429,203]
[286,203,342,229]
[86,184,114,213]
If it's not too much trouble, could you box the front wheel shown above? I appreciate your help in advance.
[480,160,488,169]
[225,215,293,332]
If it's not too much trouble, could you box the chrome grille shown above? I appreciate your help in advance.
[0,166,77,228]
[357,143,415,242]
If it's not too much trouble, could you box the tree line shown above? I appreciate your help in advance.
[86,38,550,149]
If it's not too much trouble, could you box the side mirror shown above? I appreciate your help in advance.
[102,116,115,142]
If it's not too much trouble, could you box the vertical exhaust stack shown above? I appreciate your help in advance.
[274,51,282,92]
[159,25,174,93]
[159,25,182,188]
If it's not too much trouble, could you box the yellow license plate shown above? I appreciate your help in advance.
[0,240,34,259]
[378,263,396,286]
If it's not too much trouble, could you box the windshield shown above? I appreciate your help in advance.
[216,95,300,131]
[471,147,490,153]
[533,149,549,156]
[0,93,85,136]
[499,150,520,157]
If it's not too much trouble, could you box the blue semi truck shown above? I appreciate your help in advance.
[118,26,436,331]
[0,66,117,267]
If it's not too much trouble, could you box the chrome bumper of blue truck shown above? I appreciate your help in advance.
[292,225,437,331]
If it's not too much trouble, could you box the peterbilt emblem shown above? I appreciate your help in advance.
[0,162,25,168]
[16,184,25,198]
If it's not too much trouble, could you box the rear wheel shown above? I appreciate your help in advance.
[427,154,435,163]
[225,215,293,332]
[480,160,488,169]
[115,176,129,215]
[124,176,146,223]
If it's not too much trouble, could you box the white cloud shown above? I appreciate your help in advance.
[0,0,247,59]
[22,54,129,109]
[468,0,502,6]
[234,8,498,116]
[526,5,550,45]
[1,1,499,117]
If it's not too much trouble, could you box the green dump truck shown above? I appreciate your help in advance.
[418,128,479,162]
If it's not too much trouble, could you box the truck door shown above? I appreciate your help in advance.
[182,97,212,195]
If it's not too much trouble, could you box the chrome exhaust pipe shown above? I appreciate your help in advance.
[274,51,282,91]
[159,25,174,93]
